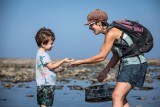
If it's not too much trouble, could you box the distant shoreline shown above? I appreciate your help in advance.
[0,58,160,66]
[0,57,160,83]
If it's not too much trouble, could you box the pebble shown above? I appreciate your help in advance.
[3,83,14,88]
[135,105,144,107]
[26,94,34,97]
[67,85,84,90]
[141,86,154,90]
[136,96,147,100]
[0,99,7,101]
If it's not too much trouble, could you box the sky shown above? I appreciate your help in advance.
[0,0,160,60]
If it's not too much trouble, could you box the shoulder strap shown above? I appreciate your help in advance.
[106,25,113,34]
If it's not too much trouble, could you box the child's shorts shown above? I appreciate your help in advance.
[117,62,148,88]
[37,85,55,106]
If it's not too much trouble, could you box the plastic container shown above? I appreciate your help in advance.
[85,83,115,102]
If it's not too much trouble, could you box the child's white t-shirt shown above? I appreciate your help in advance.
[35,50,56,86]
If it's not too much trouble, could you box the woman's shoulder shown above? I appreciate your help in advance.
[106,27,122,40]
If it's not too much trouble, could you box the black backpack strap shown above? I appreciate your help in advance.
[114,31,130,52]
[105,25,114,34]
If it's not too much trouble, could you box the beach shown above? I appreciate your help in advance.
[0,58,160,107]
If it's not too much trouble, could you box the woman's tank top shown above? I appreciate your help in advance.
[113,32,146,66]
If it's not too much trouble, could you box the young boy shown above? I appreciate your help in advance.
[35,27,73,107]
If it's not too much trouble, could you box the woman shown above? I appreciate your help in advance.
[71,9,148,107]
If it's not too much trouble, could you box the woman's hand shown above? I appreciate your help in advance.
[70,60,83,66]
[97,71,107,82]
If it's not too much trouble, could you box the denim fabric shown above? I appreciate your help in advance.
[117,62,148,88]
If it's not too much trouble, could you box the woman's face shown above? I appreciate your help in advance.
[89,22,102,35]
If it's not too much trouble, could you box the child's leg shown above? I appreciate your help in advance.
[112,82,132,107]
[40,105,47,107]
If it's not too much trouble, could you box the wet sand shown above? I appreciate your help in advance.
[0,58,160,107]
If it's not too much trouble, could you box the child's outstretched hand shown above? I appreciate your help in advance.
[63,58,74,63]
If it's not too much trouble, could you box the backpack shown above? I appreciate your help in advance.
[109,19,153,58]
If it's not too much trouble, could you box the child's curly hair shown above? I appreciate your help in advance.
[35,27,55,47]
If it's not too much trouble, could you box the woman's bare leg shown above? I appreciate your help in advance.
[112,82,132,107]
[124,98,130,107]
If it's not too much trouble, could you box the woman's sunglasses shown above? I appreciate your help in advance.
[89,22,96,29]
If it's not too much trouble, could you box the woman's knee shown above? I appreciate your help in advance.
[112,91,124,101]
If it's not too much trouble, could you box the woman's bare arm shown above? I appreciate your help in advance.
[71,31,116,65]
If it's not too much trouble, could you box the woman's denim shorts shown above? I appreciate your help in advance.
[117,62,148,88]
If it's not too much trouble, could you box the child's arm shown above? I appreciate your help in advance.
[46,58,73,70]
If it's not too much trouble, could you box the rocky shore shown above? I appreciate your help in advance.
[0,58,160,84]
[0,58,160,107]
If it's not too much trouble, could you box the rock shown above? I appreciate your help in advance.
[2,83,14,88]
[67,85,84,90]
[136,96,147,100]
[141,86,154,90]
[135,105,144,107]
[0,99,7,101]
[156,75,160,80]
[145,77,153,83]
[17,84,26,88]
[26,94,34,97]
[55,66,64,72]
[55,85,64,90]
